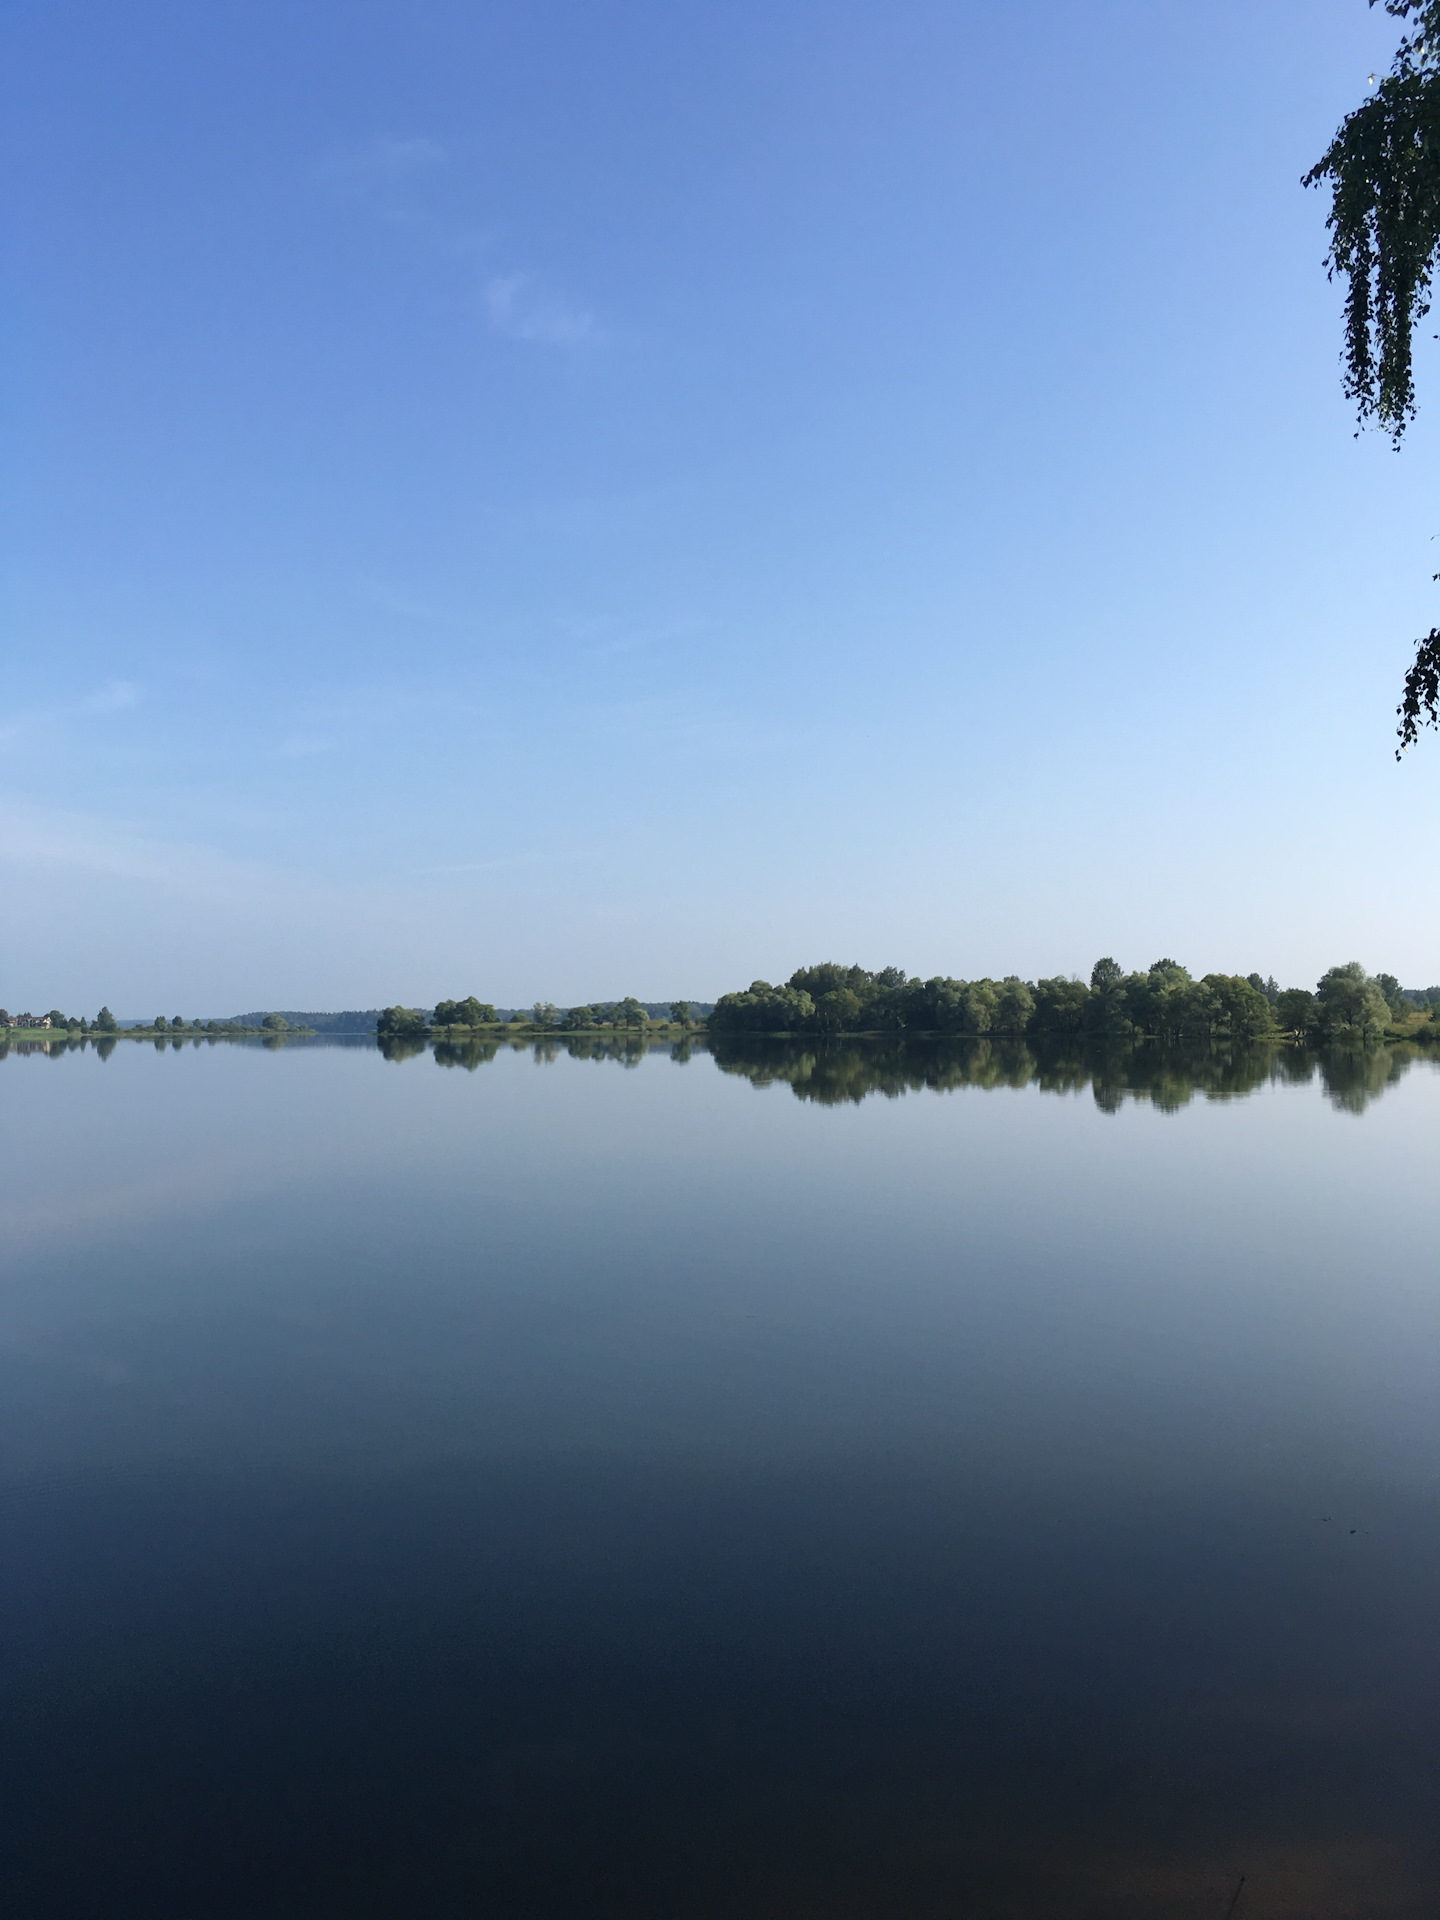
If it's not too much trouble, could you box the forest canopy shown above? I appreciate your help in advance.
[708,960,1429,1044]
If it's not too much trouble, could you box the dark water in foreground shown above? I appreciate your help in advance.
[1,1034,1437,1918]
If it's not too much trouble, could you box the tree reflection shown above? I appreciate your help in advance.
[1317,1040,1415,1114]
[379,1031,1437,1110]
[378,1034,431,1064]
[432,1035,504,1071]
[708,1034,1434,1113]
[0,1027,1428,1113]
[389,1034,683,1070]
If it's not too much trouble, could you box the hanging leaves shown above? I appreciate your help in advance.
[1398,626,1440,747]
[1306,3,1440,747]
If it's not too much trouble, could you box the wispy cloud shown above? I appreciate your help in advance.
[83,679,139,714]
[417,850,593,875]
[0,795,262,898]
[315,135,448,223]
[0,680,140,747]
[485,274,596,347]
[317,137,600,349]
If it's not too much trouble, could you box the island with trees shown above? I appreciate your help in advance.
[698,958,1438,1118]
[707,960,1439,1045]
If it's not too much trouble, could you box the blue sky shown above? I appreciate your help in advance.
[3,0,1438,1009]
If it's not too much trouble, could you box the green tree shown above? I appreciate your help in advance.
[1316,962,1391,1039]
[95,1006,117,1031]
[1085,959,1131,1039]
[261,1013,288,1032]
[432,997,493,1026]
[962,980,1001,1036]
[1032,977,1090,1034]
[561,1004,595,1031]
[1305,1,1440,746]
[376,1006,428,1039]
[788,963,871,1000]
[906,976,965,1032]
[670,1000,692,1027]
[814,987,863,1032]
[1276,987,1320,1037]
[1128,958,1194,1040]
[709,982,816,1035]
[1201,974,1275,1041]
[1373,970,1410,1016]
[153,1016,168,1032]
[996,977,1035,1034]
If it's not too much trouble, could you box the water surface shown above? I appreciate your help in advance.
[2,1035,1437,1917]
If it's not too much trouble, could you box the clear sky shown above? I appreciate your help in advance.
[3,0,1438,1011]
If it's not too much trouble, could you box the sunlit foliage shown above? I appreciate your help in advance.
[710,958,1422,1045]
[1304,1,1440,746]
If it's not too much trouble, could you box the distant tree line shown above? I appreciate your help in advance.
[379,997,701,1040]
[0,1006,310,1038]
[134,1013,299,1035]
[708,961,1437,1045]
[0,1007,107,1033]
[227,1010,379,1034]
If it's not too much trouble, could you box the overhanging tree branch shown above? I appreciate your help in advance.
[1305,1,1440,747]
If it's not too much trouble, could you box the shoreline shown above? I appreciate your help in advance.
[0,1024,312,1043]
[5,1021,1433,1051]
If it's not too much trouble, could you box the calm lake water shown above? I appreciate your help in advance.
[1,1033,1437,1918]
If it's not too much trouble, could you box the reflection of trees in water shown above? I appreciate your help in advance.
[1,1029,1426,1114]
[1265,1040,1419,1114]
[708,1035,1435,1114]
[712,1036,1036,1105]
[419,1034,675,1073]
[1315,1041,1417,1115]
[379,1035,432,1064]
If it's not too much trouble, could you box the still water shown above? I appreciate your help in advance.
[1,1034,1437,1917]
